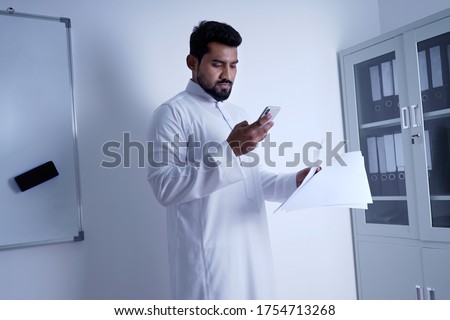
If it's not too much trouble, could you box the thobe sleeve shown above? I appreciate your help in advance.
[147,104,245,206]
[259,167,297,202]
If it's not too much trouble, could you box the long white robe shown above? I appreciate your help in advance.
[147,80,296,299]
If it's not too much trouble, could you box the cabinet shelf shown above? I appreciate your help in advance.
[372,196,408,201]
[423,108,450,121]
[358,105,450,129]
[360,118,400,130]
[430,195,450,201]
[372,196,450,201]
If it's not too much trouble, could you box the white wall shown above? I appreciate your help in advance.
[378,0,450,33]
[0,0,381,299]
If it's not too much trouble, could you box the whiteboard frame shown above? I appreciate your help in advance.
[0,9,84,250]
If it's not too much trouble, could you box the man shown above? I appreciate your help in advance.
[147,20,315,299]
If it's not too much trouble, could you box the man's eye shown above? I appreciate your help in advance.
[212,63,222,68]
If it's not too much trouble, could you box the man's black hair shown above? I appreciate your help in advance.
[190,20,242,62]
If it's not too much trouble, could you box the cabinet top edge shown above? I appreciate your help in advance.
[339,7,450,57]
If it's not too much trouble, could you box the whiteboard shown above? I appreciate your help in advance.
[0,9,83,249]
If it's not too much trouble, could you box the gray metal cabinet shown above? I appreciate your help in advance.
[422,248,450,299]
[357,242,450,299]
[339,8,450,299]
[357,242,423,299]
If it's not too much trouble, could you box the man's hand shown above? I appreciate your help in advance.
[227,114,273,156]
[296,166,322,188]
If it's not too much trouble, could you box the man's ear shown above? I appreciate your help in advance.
[186,54,198,71]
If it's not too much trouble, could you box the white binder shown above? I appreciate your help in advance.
[384,134,397,173]
[418,50,429,91]
[430,45,443,88]
[394,133,405,172]
[381,61,394,97]
[370,65,382,101]
[367,137,379,174]
[377,136,387,175]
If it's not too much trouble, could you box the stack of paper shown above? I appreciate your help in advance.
[275,151,372,213]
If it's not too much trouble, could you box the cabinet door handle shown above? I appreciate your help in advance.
[410,104,421,127]
[427,287,436,300]
[401,107,410,129]
[416,285,424,300]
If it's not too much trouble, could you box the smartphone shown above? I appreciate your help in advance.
[258,106,281,126]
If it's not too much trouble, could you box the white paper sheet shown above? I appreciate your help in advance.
[275,151,372,213]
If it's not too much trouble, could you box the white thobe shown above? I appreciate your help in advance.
[147,80,296,299]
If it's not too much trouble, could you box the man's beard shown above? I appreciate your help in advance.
[199,78,233,102]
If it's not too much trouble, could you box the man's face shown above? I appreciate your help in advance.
[190,42,238,101]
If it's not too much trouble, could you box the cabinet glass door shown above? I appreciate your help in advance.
[420,31,450,230]
[405,17,450,241]
[343,37,417,238]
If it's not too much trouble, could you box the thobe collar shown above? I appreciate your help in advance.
[185,79,233,129]
[185,79,224,107]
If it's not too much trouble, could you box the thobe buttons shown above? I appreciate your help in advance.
[215,101,233,130]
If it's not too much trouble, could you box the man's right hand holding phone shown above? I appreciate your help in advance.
[227,112,274,156]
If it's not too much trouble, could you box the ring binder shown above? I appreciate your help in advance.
[370,65,383,122]
[377,136,391,196]
[384,134,399,196]
[381,61,397,119]
[429,45,446,111]
[418,50,431,111]
[367,137,380,196]
[393,59,400,108]
[394,133,406,195]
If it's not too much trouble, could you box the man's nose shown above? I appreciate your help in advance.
[220,66,231,79]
